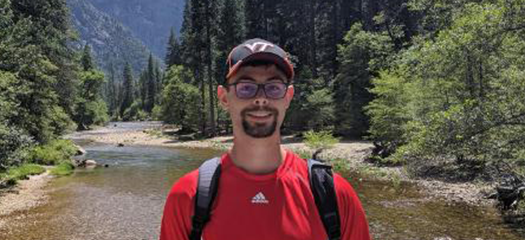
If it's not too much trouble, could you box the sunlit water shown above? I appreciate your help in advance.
[0,122,523,240]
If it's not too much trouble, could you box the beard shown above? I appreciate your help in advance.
[241,106,279,138]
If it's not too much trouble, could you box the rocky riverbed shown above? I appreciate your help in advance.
[71,122,494,207]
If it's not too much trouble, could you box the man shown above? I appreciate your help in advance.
[160,38,371,240]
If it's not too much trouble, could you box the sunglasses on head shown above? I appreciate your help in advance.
[225,81,289,99]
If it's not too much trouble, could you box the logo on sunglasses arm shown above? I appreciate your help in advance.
[244,42,274,53]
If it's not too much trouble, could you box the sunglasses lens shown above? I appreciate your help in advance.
[236,82,258,99]
[264,83,287,99]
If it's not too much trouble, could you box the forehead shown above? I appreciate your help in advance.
[228,64,287,84]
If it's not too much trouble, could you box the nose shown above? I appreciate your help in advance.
[253,87,269,106]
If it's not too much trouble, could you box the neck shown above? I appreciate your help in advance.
[229,133,286,174]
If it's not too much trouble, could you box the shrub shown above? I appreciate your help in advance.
[50,162,74,176]
[0,122,34,170]
[304,130,339,151]
[29,139,77,165]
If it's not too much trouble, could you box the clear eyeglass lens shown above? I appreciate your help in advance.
[234,82,287,99]
[264,83,286,98]
[236,83,258,98]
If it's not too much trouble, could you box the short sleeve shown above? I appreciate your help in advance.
[159,170,198,240]
[334,174,371,240]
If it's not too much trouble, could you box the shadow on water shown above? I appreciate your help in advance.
[1,122,524,239]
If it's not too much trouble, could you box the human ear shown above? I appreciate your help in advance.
[217,85,229,110]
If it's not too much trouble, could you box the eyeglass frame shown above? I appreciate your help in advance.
[223,81,291,100]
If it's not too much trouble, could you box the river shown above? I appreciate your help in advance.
[0,122,523,240]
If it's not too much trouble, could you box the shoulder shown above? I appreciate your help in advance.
[166,170,199,203]
[333,173,360,202]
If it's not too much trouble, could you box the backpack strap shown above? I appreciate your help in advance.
[189,157,221,240]
[308,159,341,240]
[189,157,341,240]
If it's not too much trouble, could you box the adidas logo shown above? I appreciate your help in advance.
[251,192,269,204]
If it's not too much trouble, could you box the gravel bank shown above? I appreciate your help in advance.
[0,171,52,230]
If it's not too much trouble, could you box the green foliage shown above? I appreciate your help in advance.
[165,28,182,67]
[304,130,340,151]
[75,69,109,129]
[305,88,335,130]
[151,105,163,121]
[0,164,45,185]
[0,122,33,170]
[367,1,525,178]
[334,23,395,137]
[0,0,77,143]
[50,161,74,176]
[123,100,148,121]
[365,69,413,155]
[29,139,77,165]
[120,63,135,117]
[161,65,202,132]
[81,44,95,71]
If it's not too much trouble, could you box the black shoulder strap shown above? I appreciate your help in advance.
[308,159,341,240]
[189,157,221,240]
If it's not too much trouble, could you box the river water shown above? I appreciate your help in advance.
[0,122,523,240]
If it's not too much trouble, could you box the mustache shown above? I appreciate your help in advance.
[241,106,278,116]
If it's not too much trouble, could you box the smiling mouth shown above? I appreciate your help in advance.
[247,111,272,119]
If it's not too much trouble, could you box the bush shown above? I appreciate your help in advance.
[29,139,77,165]
[50,161,74,176]
[0,122,34,170]
[304,130,339,151]
[123,100,148,121]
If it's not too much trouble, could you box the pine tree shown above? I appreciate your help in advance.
[165,28,182,67]
[81,44,95,71]
[145,54,156,113]
[0,0,76,142]
[120,63,134,118]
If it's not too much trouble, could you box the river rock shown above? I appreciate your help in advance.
[117,143,125,147]
[75,145,87,156]
[85,160,97,167]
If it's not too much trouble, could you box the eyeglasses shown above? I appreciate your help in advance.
[226,81,289,99]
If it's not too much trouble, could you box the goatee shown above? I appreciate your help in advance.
[241,106,279,138]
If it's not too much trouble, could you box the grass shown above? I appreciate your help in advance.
[0,164,46,186]
[49,162,74,176]
[30,139,77,165]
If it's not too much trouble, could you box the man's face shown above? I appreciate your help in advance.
[218,64,294,139]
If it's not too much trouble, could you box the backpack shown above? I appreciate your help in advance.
[188,157,341,240]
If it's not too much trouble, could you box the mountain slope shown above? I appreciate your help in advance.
[89,0,185,59]
[67,0,150,75]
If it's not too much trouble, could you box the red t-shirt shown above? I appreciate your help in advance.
[160,151,371,240]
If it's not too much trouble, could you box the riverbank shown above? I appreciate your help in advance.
[0,169,52,230]
[75,123,494,206]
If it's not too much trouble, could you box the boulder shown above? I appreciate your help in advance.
[75,145,87,156]
[117,143,124,147]
[85,160,97,167]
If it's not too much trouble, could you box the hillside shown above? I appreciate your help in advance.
[89,0,185,59]
[67,0,151,74]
